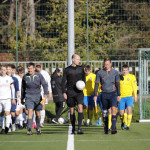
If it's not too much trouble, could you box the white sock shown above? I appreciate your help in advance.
[0,116,5,129]
[19,114,24,126]
[40,110,45,124]
[16,115,20,124]
[6,115,11,128]
[33,111,36,125]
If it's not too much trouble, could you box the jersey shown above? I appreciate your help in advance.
[120,74,137,98]
[83,73,96,96]
[0,75,14,100]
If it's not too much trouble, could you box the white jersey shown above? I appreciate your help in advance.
[0,75,14,100]
[40,70,52,97]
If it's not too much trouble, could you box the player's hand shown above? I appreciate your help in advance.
[117,96,121,102]
[44,95,47,100]
[12,99,16,105]
[49,93,52,98]
[63,93,67,100]
[93,96,97,102]
[134,97,137,103]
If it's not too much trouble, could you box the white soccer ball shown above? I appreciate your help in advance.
[76,80,85,90]
[58,117,67,124]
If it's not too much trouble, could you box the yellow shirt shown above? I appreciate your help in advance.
[83,73,102,96]
[120,74,137,98]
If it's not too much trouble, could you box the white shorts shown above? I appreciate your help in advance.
[16,103,24,111]
[0,99,11,112]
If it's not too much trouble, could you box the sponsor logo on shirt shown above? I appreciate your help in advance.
[127,78,130,81]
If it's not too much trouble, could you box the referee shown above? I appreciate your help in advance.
[94,58,121,134]
[21,62,48,135]
[62,54,85,134]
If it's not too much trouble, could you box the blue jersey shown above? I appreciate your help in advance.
[11,75,19,99]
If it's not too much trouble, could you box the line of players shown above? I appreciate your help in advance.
[0,64,52,134]
[82,63,137,133]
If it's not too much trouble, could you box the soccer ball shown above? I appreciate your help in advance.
[76,80,85,90]
[58,117,67,124]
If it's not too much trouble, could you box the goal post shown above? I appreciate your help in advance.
[138,48,150,122]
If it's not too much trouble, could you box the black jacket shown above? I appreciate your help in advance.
[51,72,64,103]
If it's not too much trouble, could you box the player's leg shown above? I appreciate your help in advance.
[108,108,112,131]
[83,96,89,126]
[76,93,84,134]
[126,96,133,130]
[11,104,17,131]
[0,103,5,134]
[55,101,65,121]
[18,106,24,129]
[110,92,118,134]
[118,97,126,129]
[35,110,42,135]
[27,109,34,135]
[97,93,103,126]
[40,103,45,127]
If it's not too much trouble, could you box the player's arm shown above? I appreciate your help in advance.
[93,72,100,101]
[10,82,15,105]
[82,67,86,83]
[115,71,121,102]
[131,75,137,102]
[62,69,67,100]
[40,74,48,99]
[21,76,26,104]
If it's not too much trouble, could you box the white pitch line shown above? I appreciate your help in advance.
[0,140,63,143]
[77,139,150,142]
[67,124,74,150]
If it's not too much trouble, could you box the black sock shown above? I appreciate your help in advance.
[12,117,16,124]
[112,115,117,130]
[103,117,108,130]
[70,114,75,130]
[78,112,83,129]
[36,117,40,129]
[27,119,33,130]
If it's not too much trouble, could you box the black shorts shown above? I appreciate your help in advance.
[67,92,84,107]
[101,92,117,110]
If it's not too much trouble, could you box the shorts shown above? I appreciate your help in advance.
[16,103,24,111]
[101,92,117,110]
[83,96,95,106]
[0,99,11,112]
[67,92,84,107]
[119,96,133,110]
[25,94,43,111]
[97,93,103,111]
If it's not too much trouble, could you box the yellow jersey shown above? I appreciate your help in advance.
[83,73,101,96]
[120,74,137,98]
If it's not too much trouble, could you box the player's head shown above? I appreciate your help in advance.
[27,62,35,75]
[84,65,91,75]
[36,64,42,73]
[122,64,129,76]
[1,64,7,76]
[11,64,16,75]
[6,64,13,76]
[55,68,61,76]
[104,58,112,71]
[72,54,80,66]
[17,66,25,78]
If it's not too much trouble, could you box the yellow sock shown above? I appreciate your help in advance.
[83,109,88,122]
[120,116,123,123]
[124,113,127,125]
[89,109,93,123]
[108,114,112,129]
[127,114,132,127]
[100,111,104,123]
[94,109,98,121]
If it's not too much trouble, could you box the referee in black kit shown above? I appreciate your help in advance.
[93,58,121,134]
[62,54,85,134]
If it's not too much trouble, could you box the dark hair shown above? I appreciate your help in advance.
[84,65,91,71]
[27,62,35,68]
[122,64,129,69]
[7,64,12,68]
[36,64,41,68]
[17,66,25,73]
[104,58,111,63]
[1,64,7,68]
[11,64,16,69]
[55,68,61,73]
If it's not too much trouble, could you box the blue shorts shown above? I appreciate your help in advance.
[119,96,133,110]
[11,103,17,112]
[97,93,103,111]
[101,92,117,110]
[83,96,95,106]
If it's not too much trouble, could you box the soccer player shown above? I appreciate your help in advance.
[119,64,137,130]
[36,64,52,128]
[62,54,85,134]
[6,64,20,131]
[51,69,65,124]
[0,64,15,134]
[21,62,48,135]
[83,65,99,126]
[94,58,121,134]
